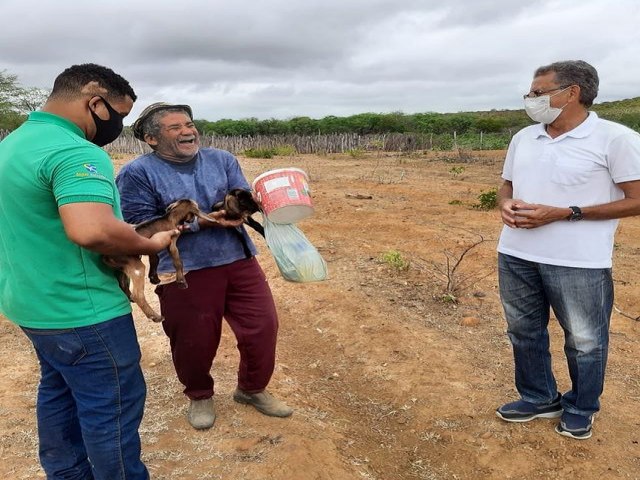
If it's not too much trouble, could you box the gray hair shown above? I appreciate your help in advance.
[141,107,192,140]
[534,60,599,107]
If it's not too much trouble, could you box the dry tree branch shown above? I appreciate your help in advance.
[613,305,640,321]
[430,226,495,301]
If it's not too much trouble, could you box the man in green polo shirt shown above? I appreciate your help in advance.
[0,64,177,479]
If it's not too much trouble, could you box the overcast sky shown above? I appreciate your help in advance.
[1,0,638,124]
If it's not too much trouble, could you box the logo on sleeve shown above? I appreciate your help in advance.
[75,163,106,179]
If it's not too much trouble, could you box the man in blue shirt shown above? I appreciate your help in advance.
[117,103,293,429]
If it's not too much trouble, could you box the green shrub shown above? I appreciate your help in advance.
[243,148,276,159]
[347,148,365,158]
[380,250,410,271]
[449,166,465,176]
[243,145,297,158]
[273,144,297,156]
[473,188,498,210]
[441,293,458,304]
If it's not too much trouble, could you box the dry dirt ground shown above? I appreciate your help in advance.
[1,150,640,479]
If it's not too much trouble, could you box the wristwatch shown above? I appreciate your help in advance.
[568,206,583,221]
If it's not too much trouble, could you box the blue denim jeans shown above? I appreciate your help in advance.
[498,253,613,417]
[21,314,149,480]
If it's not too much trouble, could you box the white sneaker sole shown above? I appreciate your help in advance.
[554,415,595,440]
[496,409,563,423]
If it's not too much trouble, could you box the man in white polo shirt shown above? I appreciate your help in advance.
[494,60,640,440]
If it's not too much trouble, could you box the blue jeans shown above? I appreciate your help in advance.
[498,253,613,417]
[21,314,149,480]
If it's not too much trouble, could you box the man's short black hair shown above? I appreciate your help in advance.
[50,63,137,102]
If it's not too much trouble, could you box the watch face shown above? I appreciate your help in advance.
[569,207,583,221]
[568,206,582,221]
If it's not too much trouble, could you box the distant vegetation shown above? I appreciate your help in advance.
[192,98,640,138]
[589,97,640,131]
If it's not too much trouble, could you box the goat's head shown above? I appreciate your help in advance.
[211,189,260,220]
[165,199,211,225]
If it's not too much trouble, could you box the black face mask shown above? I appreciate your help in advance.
[89,96,125,147]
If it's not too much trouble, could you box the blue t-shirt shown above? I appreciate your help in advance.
[116,148,257,273]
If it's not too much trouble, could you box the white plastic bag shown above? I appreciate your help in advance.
[263,216,328,282]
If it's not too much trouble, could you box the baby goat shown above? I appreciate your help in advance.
[212,188,264,237]
[103,199,212,322]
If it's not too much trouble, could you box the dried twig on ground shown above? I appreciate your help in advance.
[614,305,640,321]
[345,193,373,199]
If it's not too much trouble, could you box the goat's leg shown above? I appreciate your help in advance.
[148,253,161,284]
[245,216,265,238]
[197,211,219,225]
[122,261,164,322]
[168,236,188,289]
[103,256,134,299]
[117,271,133,300]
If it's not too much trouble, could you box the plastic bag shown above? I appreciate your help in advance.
[263,216,328,282]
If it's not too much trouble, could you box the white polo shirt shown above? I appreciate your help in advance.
[498,112,640,268]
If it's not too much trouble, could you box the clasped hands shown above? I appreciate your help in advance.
[501,199,567,229]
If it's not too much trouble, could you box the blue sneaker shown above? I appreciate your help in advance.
[555,412,594,440]
[496,394,563,422]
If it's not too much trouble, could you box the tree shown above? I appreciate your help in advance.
[0,70,49,130]
[18,86,49,113]
[0,70,21,114]
[289,116,317,135]
[474,115,508,133]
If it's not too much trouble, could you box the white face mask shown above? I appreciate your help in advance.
[524,87,569,124]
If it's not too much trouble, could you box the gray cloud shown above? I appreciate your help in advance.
[0,0,637,122]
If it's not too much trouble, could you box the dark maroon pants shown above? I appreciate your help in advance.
[155,257,279,400]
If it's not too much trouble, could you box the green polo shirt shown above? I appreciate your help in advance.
[0,111,131,328]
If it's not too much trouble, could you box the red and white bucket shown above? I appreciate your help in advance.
[252,168,314,224]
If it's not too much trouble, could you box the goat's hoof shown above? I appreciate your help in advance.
[149,276,160,285]
[151,315,164,323]
[177,281,189,289]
